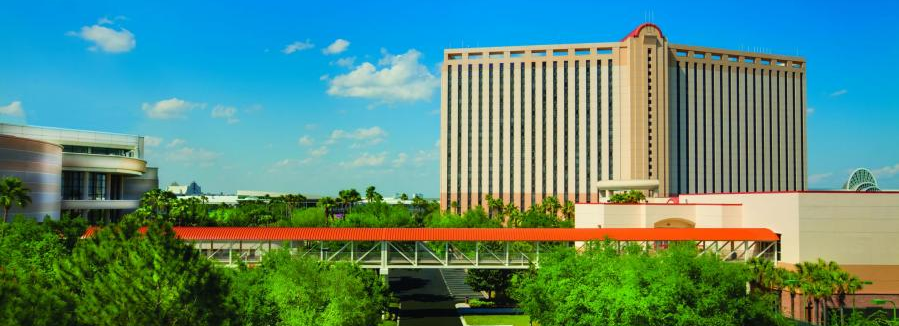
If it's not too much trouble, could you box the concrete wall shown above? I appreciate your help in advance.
[0,135,62,221]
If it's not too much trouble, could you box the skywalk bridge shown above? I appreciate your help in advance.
[139,227,780,271]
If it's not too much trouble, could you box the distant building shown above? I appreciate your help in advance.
[0,123,159,221]
[843,168,880,192]
[168,181,202,195]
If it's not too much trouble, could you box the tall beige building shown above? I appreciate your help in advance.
[440,24,807,212]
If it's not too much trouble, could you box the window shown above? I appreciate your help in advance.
[89,173,107,200]
[597,48,613,55]
[575,49,590,56]
[775,61,786,67]
[711,54,722,60]
[489,52,504,59]
[761,59,771,66]
[510,51,524,58]
[744,57,755,64]
[676,51,688,57]
[468,53,483,59]
[791,63,802,68]
[448,54,462,60]
[693,53,706,59]
[553,49,568,56]
[531,50,546,57]
[728,56,738,62]
[62,171,83,200]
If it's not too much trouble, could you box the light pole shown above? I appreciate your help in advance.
[871,299,897,321]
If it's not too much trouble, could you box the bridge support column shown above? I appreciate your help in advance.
[379,268,389,276]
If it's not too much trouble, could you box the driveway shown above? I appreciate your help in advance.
[388,269,463,326]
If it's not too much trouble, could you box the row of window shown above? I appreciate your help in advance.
[63,145,136,158]
[447,48,615,60]
[61,171,121,200]
[674,50,803,69]
[672,62,805,195]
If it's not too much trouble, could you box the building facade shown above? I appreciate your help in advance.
[439,23,807,211]
[0,123,159,221]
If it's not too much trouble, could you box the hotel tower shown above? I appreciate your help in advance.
[439,24,807,211]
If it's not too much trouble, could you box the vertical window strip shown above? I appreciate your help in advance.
[586,60,591,202]
[676,61,681,193]
[776,70,781,191]
[467,65,472,209]
[769,70,773,192]
[608,59,613,180]
[509,63,514,203]
[478,64,483,200]
[531,62,536,206]
[542,62,547,201]
[702,63,707,193]
[598,60,603,182]
[743,67,749,192]
[553,61,558,197]
[520,62,525,208]
[800,73,805,189]
[792,71,797,190]
[446,66,452,209]
[489,64,493,196]
[719,65,724,193]
[500,63,504,201]
[693,62,698,193]
[456,65,462,210]
[711,63,715,193]
[575,60,580,202]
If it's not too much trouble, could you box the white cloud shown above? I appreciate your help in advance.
[144,136,163,147]
[141,98,203,119]
[319,74,330,81]
[309,146,328,157]
[872,164,899,179]
[0,101,24,117]
[808,172,833,185]
[342,152,386,168]
[392,152,408,167]
[298,135,314,146]
[267,158,312,174]
[829,89,848,97]
[67,19,136,53]
[211,105,239,124]
[165,147,221,166]
[304,124,318,131]
[283,40,314,54]
[333,57,356,68]
[327,49,439,102]
[413,149,438,166]
[327,126,387,146]
[166,138,186,148]
[322,39,350,55]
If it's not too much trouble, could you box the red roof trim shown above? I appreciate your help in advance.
[620,23,665,42]
[575,202,742,206]
[83,227,779,242]
[680,190,899,196]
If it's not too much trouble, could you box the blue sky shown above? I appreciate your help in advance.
[2,0,898,196]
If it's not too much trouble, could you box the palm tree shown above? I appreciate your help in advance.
[318,196,337,220]
[485,194,504,219]
[560,200,575,222]
[140,189,176,217]
[337,189,361,212]
[0,177,31,222]
[282,194,307,218]
[364,186,378,203]
[502,203,519,227]
[399,193,409,201]
[541,196,561,217]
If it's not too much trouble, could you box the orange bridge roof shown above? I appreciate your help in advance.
[84,227,779,242]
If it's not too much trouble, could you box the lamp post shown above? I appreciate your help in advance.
[871,299,897,321]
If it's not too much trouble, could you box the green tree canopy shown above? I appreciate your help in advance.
[0,176,31,222]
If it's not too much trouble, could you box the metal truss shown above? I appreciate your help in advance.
[193,239,777,270]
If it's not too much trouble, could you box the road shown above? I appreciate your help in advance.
[388,269,463,326]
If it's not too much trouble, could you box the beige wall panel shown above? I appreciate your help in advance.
[535,62,545,200]
[472,64,482,208]
[711,64,722,193]
[686,62,696,193]
[578,59,588,202]
[600,59,610,183]
[545,62,556,197]
[729,64,739,193]
[721,64,731,193]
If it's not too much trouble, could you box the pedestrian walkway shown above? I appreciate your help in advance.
[440,269,485,302]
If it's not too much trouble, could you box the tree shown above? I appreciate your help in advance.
[364,186,379,203]
[608,190,647,204]
[0,177,31,222]
[465,269,517,301]
[229,249,388,326]
[399,193,409,201]
[55,222,234,325]
[139,189,177,218]
[485,194,505,219]
[512,241,789,326]
[318,196,337,219]
[338,189,362,211]
[560,200,575,222]
[540,196,561,216]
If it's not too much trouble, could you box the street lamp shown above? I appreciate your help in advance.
[871,299,897,321]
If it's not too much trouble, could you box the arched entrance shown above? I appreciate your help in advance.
[653,218,695,229]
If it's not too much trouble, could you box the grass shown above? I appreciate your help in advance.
[463,315,531,326]
[379,320,398,326]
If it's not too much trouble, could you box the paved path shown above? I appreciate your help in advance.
[439,269,484,301]
[389,269,463,326]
